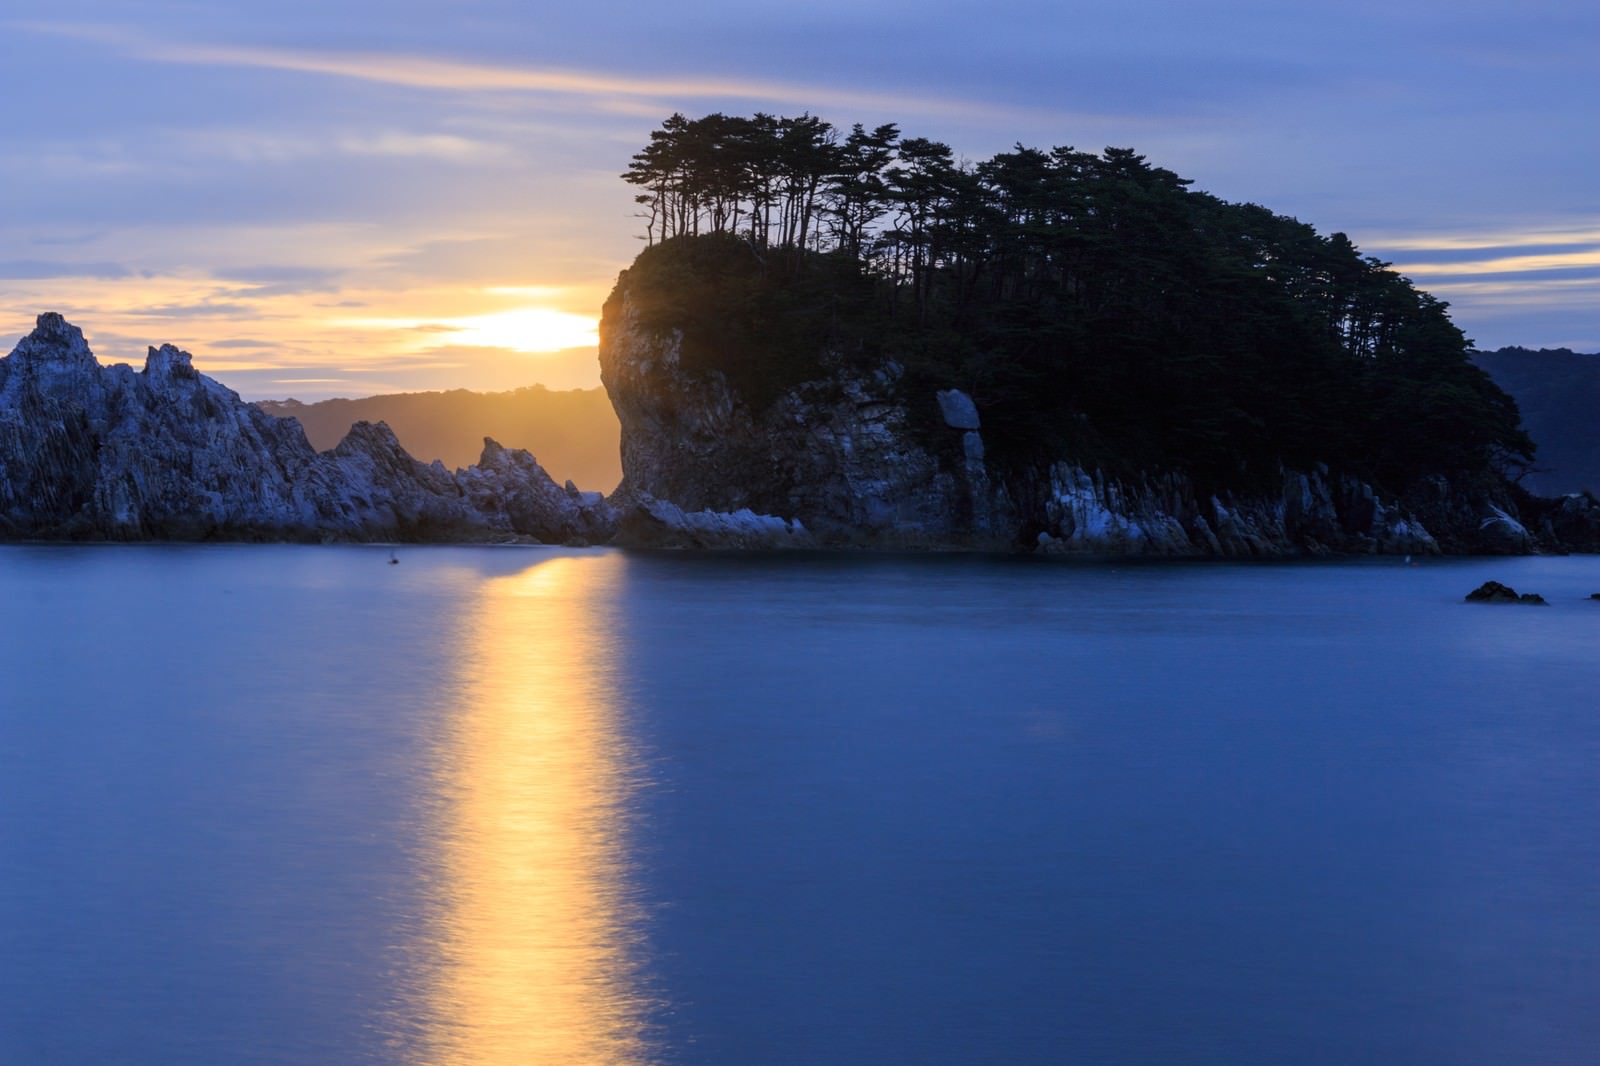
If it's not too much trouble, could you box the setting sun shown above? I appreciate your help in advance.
[445,307,600,353]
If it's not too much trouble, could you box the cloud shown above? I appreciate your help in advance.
[16,21,1125,127]
[1370,225,1600,252]
[337,133,509,161]
[122,301,259,318]
[210,265,343,297]
[0,260,132,280]
[1393,249,1600,278]
[1424,276,1600,309]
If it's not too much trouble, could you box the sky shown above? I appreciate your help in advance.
[1,0,1595,400]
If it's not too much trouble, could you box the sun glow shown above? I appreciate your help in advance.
[444,307,600,353]
[336,305,601,356]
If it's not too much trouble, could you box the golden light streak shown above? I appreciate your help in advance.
[424,552,649,1065]
[1393,248,1600,277]
[1422,276,1600,310]
[357,308,601,354]
[1368,225,1600,252]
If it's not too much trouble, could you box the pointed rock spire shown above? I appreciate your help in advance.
[7,312,98,369]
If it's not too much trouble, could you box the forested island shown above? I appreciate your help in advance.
[601,111,1598,553]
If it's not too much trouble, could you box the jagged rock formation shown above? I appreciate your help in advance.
[455,439,615,545]
[0,313,615,543]
[256,385,622,492]
[599,289,1600,555]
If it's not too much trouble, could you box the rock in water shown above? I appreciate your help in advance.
[1465,580,1547,604]
[0,313,615,543]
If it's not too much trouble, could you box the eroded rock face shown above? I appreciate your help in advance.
[599,284,1563,556]
[601,293,1004,548]
[0,313,613,543]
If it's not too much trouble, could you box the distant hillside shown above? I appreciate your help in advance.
[258,386,622,492]
[1473,347,1600,496]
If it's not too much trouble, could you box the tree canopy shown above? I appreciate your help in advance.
[617,112,1533,495]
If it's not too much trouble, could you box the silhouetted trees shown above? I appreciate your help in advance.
[618,112,1534,494]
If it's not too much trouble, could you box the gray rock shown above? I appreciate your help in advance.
[1466,580,1547,605]
[613,493,810,549]
[936,389,981,430]
[0,313,611,543]
[456,437,616,543]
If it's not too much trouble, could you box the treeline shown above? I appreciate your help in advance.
[619,112,1533,494]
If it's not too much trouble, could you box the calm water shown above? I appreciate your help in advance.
[1,545,1597,1064]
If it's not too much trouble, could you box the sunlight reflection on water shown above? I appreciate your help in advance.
[419,552,649,1065]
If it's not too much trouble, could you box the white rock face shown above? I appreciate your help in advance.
[615,493,812,549]
[0,313,615,543]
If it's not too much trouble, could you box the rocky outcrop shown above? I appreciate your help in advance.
[599,287,1593,555]
[0,313,614,543]
[1465,581,1547,605]
[601,293,1011,550]
[613,493,812,549]
[456,438,616,545]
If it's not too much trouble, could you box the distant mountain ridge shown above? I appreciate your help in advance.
[258,385,622,493]
[1472,347,1600,496]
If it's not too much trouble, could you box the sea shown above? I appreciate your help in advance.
[1,544,1596,1065]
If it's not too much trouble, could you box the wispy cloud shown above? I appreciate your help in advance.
[15,21,1119,126]
[338,132,508,161]
[1425,276,1600,309]
[1394,249,1600,277]
[1371,225,1600,253]
[0,260,132,280]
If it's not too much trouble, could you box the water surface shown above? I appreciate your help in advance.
[1,546,1596,1064]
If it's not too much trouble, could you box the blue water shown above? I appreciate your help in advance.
[1,546,1597,1064]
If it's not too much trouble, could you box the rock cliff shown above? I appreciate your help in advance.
[0,313,614,543]
[599,288,1597,555]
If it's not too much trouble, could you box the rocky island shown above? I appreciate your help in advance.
[595,112,1600,555]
